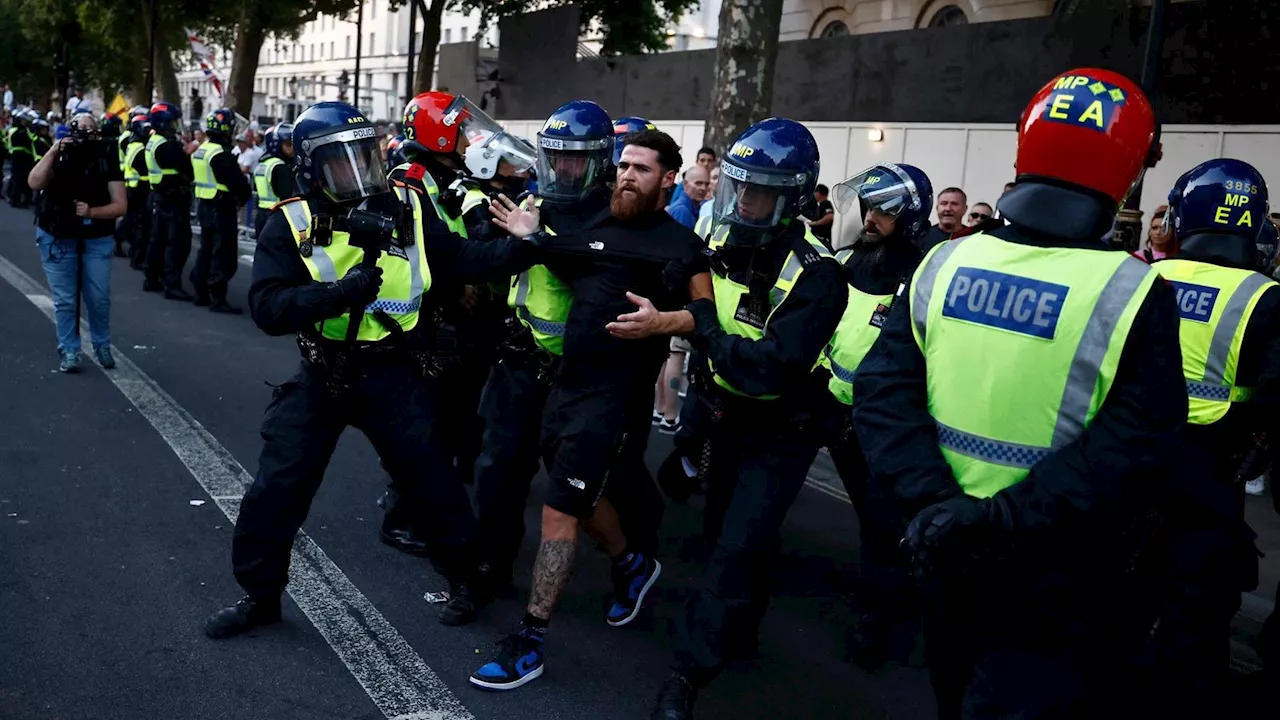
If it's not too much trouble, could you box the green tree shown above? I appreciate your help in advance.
[399,0,699,97]
[703,0,784,153]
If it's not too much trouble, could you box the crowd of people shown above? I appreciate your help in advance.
[5,65,1280,720]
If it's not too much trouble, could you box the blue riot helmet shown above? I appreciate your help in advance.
[612,116,656,165]
[833,162,934,241]
[293,101,388,204]
[712,118,820,244]
[148,101,182,137]
[205,108,235,142]
[1167,158,1270,271]
[536,100,614,201]
[129,111,151,140]
[265,122,294,158]
[1258,218,1280,278]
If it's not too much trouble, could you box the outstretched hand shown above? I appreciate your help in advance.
[489,193,541,238]
[606,292,663,340]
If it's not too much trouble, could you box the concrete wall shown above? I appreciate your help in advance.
[495,118,1280,249]
[490,1,1279,127]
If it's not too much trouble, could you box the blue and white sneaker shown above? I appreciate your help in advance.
[469,628,545,691]
[606,552,662,627]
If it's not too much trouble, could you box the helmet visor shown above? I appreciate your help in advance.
[712,160,808,229]
[536,140,611,200]
[466,133,537,179]
[311,134,388,203]
[443,95,504,151]
[834,164,920,218]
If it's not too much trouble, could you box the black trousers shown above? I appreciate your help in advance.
[148,192,192,290]
[192,200,240,302]
[8,153,32,206]
[232,360,478,598]
[675,395,821,686]
[254,204,271,240]
[823,398,917,635]
[127,187,151,270]
[919,559,1133,720]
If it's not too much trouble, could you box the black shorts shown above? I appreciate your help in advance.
[541,361,658,519]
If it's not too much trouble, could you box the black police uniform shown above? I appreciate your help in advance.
[148,135,194,297]
[192,139,252,308]
[127,145,151,272]
[253,154,298,239]
[232,191,535,605]
[7,126,34,207]
[672,221,847,686]
[1145,285,1280,715]
[853,223,1187,719]
[820,236,922,666]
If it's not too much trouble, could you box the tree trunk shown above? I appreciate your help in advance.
[156,35,182,103]
[702,0,784,154]
[413,0,446,95]
[226,13,268,119]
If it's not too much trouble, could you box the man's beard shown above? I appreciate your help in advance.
[851,225,892,271]
[611,182,661,220]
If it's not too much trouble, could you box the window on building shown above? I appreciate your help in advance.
[392,72,399,96]
[310,44,315,60]
[928,5,969,27]
[330,41,335,58]
[445,28,452,43]
[820,21,850,38]
[370,33,376,54]
[460,26,468,40]
[346,36,351,57]
[414,32,422,50]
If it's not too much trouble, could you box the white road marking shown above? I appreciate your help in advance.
[0,253,474,720]
[805,476,851,504]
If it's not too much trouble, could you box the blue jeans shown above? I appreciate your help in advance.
[36,228,113,354]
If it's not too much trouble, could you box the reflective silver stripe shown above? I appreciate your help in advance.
[512,271,564,336]
[911,238,967,341]
[1203,272,1270,384]
[309,246,339,283]
[397,187,426,308]
[835,248,853,265]
[937,421,1051,469]
[1050,257,1152,449]
[280,202,311,239]
[824,346,857,383]
[779,254,803,283]
[513,270,531,308]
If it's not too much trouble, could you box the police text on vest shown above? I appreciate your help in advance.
[943,267,1069,340]
[1167,281,1219,323]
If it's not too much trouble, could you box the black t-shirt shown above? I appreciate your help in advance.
[804,198,835,242]
[537,209,708,364]
[36,139,123,240]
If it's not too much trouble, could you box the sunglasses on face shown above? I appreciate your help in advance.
[969,212,991,220]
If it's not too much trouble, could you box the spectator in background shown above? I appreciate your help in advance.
[697,165,719,227]
[802,183,835,250]
[2,82,13,111]
[921,186,967,250]
[668,146,717,211]
[951,201,1005,239]
[995,181,1016,219]
[1139,204,1176,262]
[237,130,264,230]
[667,165,708,229]
[966,202,994,226]
[65,87,92,116]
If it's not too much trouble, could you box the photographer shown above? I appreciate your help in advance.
[28,112,126,373]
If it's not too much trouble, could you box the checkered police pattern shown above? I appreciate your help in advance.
[1186,380,1231,401]
[518,308,566,336]
[937,423,1051,469]
[366,297,422,315]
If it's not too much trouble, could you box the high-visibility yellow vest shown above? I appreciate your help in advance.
[822,247,895,405]
[909,232,1157,498]
[1154,259,1276,425]
[506,200,572,356]
[123,141,148,189]
[276,185,431,342]
[694,213,714,241]
[192,141,229,200]
[254,156,286,209]
[145,134,176,186]
[117,134,130,173]
[707,225,834,399]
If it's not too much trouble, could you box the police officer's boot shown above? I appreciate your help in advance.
[203,595,282,639]
[651,672,697,720]
[209,297,243,315]
[439,577,479,627]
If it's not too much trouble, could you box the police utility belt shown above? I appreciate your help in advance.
[496,315,560,384]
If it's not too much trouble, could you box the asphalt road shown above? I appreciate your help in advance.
[0,201,1275,720]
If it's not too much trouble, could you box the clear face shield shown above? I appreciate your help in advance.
[833,164,921,223]
[465,132,537,180]
[307,129,389,204]
[535,135,611,201]
[711,160,808,230]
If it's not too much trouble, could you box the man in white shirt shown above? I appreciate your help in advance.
[2,83,14,111]
[65,89,92,116]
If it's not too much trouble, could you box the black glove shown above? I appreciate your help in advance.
[903,495,1010,572]
[336,265,383,307]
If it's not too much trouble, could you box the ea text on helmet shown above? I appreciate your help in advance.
[1216,192,1255,228]
[942,268,1068,341]
[1041,75,1127,133]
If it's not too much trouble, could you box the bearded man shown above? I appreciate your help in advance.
[469,129,712,690]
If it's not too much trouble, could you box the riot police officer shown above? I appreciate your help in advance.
[6,108,36,207]
[122,109,152,271]
[252,122,297,238]
[1144,159,1280,715]
[820,163,933,669]
[143,101,195,299]
[99,114,128,257]
[637,118,847,719]
[190,108,251,312]
[203,101,535,639]
[852,68,1187,719]
[612,116,656,167]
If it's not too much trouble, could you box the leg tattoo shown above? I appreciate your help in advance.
[528,538,577,620]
